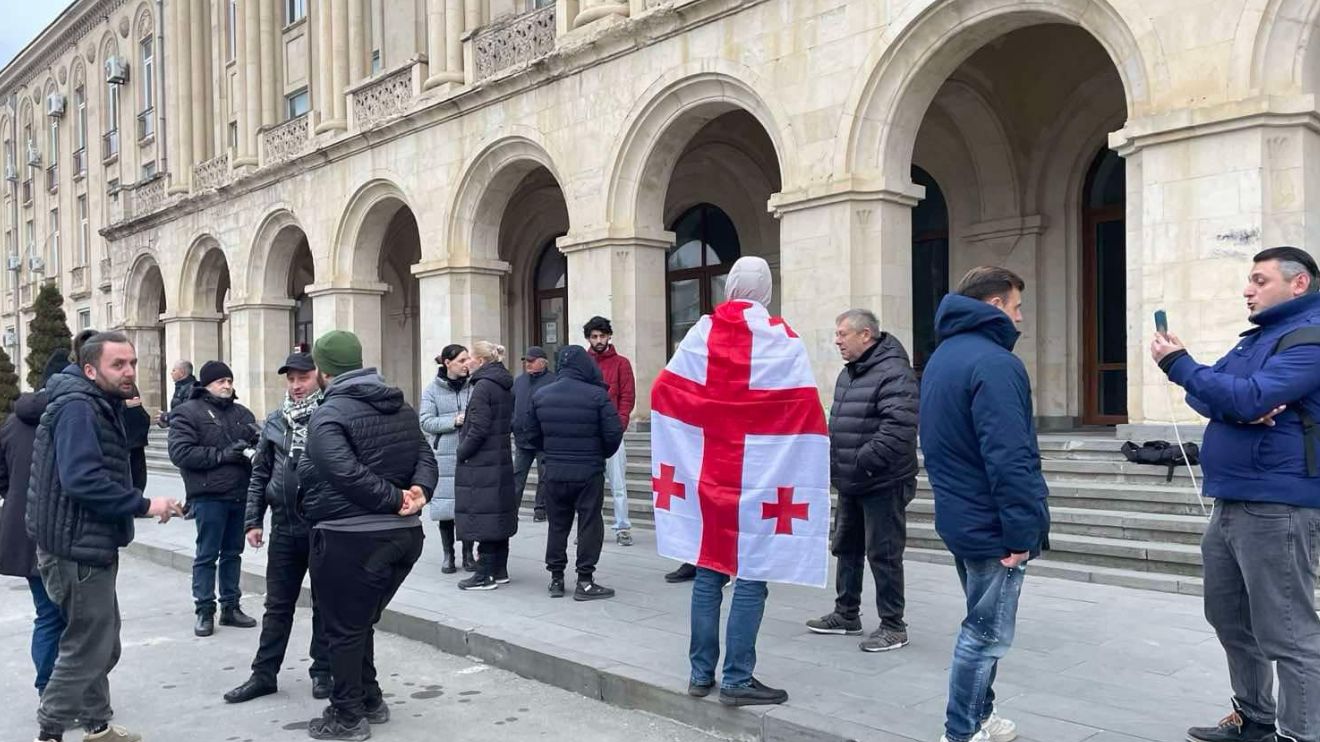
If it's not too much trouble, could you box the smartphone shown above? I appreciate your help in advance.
[1154,309,1168,335]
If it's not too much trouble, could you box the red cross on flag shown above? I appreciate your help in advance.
[650,300,830,587]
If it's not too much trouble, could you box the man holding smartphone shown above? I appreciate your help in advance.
[1151,246,1320,742]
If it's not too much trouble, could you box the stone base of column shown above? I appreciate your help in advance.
[424,72,464,92]
[573,1,628,28]
[232,155,259,169]
[314,118,347,134]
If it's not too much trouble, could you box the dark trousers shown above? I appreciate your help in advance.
[478,539,509,579]
[513,447,546,511]
[1202,500,1320,742]
[191,499,245,614]
[250,530,330,684]
[27,574,67,695]
[436,520,473,560]
[310,527,423,724]
[544,473,605,579]
[35,551,121,734]
[832,480,914,631]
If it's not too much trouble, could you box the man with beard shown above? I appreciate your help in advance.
[167,360,260,637]
[297,330,437,740]
[27,332,182,742]
[584,317,635,546]
[224,349,332,704]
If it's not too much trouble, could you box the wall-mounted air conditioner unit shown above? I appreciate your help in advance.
[47,92,66,118]
[3,163,16,182]
[26,142,41,168]
[28,255,45,273]
[2,329,15,347]
[105,56,128,85]
[6,254,21,272]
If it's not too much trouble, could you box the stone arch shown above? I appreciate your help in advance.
[124,250,167,325]
[177,235,230,314]
[446,134,566,265]
[1237,0,1320,96]
[929,79,1021,222]
[331,177,423,281]
[133,1,154,41]
[605,66,798,235]
[246,207,314,301]
[840,0,1156,181]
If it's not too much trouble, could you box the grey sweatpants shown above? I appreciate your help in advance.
[1202,500,1320,742]
[35,550,123,734]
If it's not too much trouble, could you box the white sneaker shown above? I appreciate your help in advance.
[939,731,990,742]
[981,712,1018,742]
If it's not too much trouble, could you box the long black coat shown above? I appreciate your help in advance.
[829,334,920,497]
[0,392,48,577]
[455,362,517,542]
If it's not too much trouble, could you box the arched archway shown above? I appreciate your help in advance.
[665,203,741,351]
[123,252,168,409]
[175,237,231,368]
[531,239,568,363]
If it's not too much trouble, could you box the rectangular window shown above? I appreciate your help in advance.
[48,119,58,165]
[370,50,381,75]
[286,88,310,119]
[77,195,88,266]
[103,83,120,159]
[105,302,113,326]
[228,121,238,149]
[227,0,238,61]
[139,37,155,140]
[286,0,306,24]
[370,0,383,73]
[142,161,156,180]
[49,208,59,275]
[74,85,87,174]
[25,219,35,263]
[78,308,91,330]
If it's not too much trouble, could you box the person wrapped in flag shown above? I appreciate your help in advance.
[650,256,829,706]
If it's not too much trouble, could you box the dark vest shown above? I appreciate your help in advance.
[26,371,136,566]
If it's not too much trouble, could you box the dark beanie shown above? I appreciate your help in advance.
[43,349,70,387]
[198,360,234,387]
[312,331,364,377]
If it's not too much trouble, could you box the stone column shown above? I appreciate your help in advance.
[306,282,387,370]
[558,231,669,421]
[314,0,337,132]
[348,0,366,83]
[464,0,482,32]
[770,185,921,401]
[162,312,225,376]
[413,261,508,360]
[227,301,295,417]
[573,0,628,28]
[122,324,167,411]
[234,0,261,167]
[424,0,463,89]
[332,0,350,125]
[189,0,209,163]
[169,0,193,193]
[259,0,278,128]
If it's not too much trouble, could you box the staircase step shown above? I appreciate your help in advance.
[908,501,1209,545]
[903,547,1205,595]
[907,522,1203,576]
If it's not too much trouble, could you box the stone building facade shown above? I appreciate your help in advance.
[3,0,1318,432]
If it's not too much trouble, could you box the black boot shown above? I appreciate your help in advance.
[1187,708,1278,742]
[439,522,457,574]
[719,677,788,707]
[461,542,477,572]
[220,606,258,628]
[441,550,457,574]
[224,674,277,703]
[195,611,215,637]
[307,707,370,741]
[665,563,698,583]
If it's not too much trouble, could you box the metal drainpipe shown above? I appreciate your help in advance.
[156,0,168,178]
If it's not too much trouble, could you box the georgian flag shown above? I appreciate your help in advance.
[649,300,830,587]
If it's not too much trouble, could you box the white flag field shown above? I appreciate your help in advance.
[649,299,830,587]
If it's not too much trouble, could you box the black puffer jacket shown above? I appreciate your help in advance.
[124,404,151,492]
[455,362,517,542]
[0,392,48,577]
[524,346,623,482]
[171,375,197,411]
[829,335,920,497]
[511,369,556,449]
[298,369,438,525]
[167,387,257,502]
[245,410,310,537]
[26,368,147,567]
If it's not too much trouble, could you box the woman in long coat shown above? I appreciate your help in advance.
[454,340,517,591]
[418,344,475,573]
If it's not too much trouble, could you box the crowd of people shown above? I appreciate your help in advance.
[0,246,1315,742]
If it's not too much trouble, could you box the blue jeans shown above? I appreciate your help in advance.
[28,575,66,694]
[606,440,630,531]
[689,567,768,690]
[191,499,245,614]
[945,558,1026,742]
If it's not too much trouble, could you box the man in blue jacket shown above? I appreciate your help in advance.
[919,266,1049,742]
[1152,246,1320,742]
[511,346,556,522]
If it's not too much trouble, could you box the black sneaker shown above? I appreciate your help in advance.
[574,580,615,601]
[458,574,498,591]
[312,676,332,700]
[805,612,862,635]
[688,680,714,698]
[364,698,390,725]
[307,708,371,740]
[194,612,215,637]
[548,577,565,598]
[1187,710,1277,742]
[223,675,277,703]
[719,677,788,706]
[664,563,697,583]
[495,571,511,585]
[533,509,547,523]
[219,606,258,628]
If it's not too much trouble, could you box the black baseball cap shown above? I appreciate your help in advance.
[278,352,316,375]
[522,346,548,361]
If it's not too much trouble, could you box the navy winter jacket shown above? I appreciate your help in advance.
[523,346,623,483]
[511,368,556,450]
[1160,292,1320,507]
[918,295,1050,560]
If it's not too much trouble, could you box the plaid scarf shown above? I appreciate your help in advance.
[282,390,323,457]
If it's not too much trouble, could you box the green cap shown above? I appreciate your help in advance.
[312,330,364,378]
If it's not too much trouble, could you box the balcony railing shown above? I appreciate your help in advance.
[262,113,310,165]
[72,148,86,177]
[193,153,230,191]
[137,108,154,141]
[350,66,416,130]
[472,5,556,82]
[102,129,119,160]
[71,265,87,292]
[46,164,57,192]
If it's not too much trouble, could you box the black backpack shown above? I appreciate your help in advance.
[1121,440,1200,482]
[1272,325,1320,477]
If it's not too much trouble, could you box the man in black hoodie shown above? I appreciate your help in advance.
[511,346,556,522]
[297,330,437,740]
[523,344,624,601]
[167,360,260,637]
[0,349,71,696]
[807,308,919,654]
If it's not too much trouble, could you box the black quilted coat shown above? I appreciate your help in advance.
[455,362,517,542]
[829,334,920,497]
